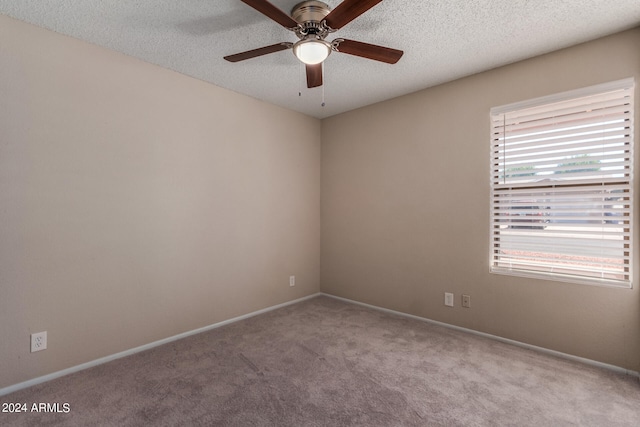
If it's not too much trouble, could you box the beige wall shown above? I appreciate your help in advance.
[0,15,320,389]
[321,28,640,371]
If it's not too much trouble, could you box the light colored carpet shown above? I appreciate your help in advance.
[2,295,639,426]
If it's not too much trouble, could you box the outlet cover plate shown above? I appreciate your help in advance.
[31,331,47,352]
[444,292,454,307]
[462,294,471,308]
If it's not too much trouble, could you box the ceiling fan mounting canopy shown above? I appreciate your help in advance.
[224,0,403,88]
[291,1,331,33]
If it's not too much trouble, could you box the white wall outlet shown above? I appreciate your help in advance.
[444,292,454,307]
[462,294,471,308]
[289,275,295,287]
[31,331,47,352]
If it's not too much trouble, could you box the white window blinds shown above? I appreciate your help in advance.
[490,79,634,287]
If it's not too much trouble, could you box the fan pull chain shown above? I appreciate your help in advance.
[299,62,303,97]
[321,62,325,107]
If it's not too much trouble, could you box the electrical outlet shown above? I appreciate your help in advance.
[444,292,454,307]
[462,294,471,308]
[289,275,295,287]
[31,331,47,352]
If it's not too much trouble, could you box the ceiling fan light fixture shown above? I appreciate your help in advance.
[293,37,331,65]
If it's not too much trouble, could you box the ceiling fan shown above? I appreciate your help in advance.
[224,0,403,88]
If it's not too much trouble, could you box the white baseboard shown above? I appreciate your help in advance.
[3,290,636,397]
[0,293,321,397]
[322,293,640,378]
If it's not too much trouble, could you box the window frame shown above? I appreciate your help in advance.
[489,78,635,288]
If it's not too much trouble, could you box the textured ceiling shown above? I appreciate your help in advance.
[1,1,639,118]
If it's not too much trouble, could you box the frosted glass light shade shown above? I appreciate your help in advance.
[293,38,331,65]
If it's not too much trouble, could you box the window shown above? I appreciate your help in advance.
[490,79,634,287]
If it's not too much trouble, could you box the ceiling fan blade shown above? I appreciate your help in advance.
[306,64,323,88]
[324,0,383,30]
[334,39,403,64]
[224,42,292,62]
[240,0,299,28]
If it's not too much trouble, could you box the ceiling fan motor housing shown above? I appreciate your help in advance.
[291,1,331,36]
